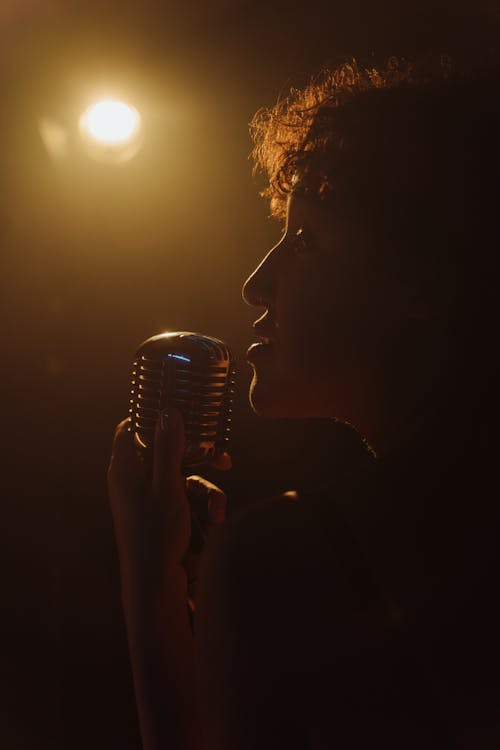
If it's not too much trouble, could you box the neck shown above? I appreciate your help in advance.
[361,333,460,460]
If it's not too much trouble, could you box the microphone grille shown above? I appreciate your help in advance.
[129,332,235,469]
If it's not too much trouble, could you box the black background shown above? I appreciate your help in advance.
[0,2,498,747]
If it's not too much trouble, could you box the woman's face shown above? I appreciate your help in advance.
[242,191,406,437]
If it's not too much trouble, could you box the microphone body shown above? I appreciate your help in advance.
[129,331,235,471]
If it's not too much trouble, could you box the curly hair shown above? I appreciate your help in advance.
[249,55,493,221]
[250,54,500,332]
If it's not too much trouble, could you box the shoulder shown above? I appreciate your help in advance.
[200,491,308,598]
[209,489,332,578]
[201,485,382,633]
[218,483,375,571]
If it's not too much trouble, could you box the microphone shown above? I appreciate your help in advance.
[129,332,235,560]
[129,331,236,471]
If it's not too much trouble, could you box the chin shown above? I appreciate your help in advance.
[248,370,326,419]
[248,365,365,424]
[248,371,295,418]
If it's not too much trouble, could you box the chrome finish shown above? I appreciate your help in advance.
[129,332,235,469]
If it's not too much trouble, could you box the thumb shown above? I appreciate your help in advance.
[185,475,228,527]
[108,418,145,491]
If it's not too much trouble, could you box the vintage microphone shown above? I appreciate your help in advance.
[128,331,236,551]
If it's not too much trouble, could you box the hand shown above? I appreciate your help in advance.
[108,409,191,608]
[183,471,230,608]
[108,409,231,750]
[107,410,230,604]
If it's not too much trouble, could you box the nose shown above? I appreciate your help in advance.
[241,244,280,308]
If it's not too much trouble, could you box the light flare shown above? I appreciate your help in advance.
[79,100,141,145]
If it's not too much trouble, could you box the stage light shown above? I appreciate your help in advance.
[80,100,140,144]
[79,99,143,163]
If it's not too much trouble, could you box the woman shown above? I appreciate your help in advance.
[108,59,500,749]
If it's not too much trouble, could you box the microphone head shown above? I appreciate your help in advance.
[129,331,235,469]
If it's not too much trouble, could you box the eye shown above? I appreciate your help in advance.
[289,227,317,260]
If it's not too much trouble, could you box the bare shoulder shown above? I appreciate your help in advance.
[216,486,353,564]
[199,491,304,590]
[199,485,361,629]
[221,487,329,541]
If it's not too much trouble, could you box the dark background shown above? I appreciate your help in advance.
[0,1,498,747]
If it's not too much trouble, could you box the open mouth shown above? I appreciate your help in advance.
[248,312,278,362]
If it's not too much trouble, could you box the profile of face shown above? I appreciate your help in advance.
[242,190,409,441]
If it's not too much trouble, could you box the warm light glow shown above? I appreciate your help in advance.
[80,100,141,145]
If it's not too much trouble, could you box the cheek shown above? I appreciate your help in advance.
[277,269,354,370]
[278,266,394,376]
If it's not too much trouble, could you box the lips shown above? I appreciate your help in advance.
[246,340,274,363]
[253,333,273,345]
[252,312,278,345]
[246,313,278,362]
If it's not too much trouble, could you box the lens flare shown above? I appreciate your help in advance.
[80,100,141,145]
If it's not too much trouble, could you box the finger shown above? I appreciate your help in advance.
[207,490,227,525]
[211,451,232,471]
[185,475,228,526]
[153,406,186,500]
[108,418,144,488]
[110,417,133,455]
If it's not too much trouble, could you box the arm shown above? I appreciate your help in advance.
[108,413,201,750]
[122,566,200,750]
